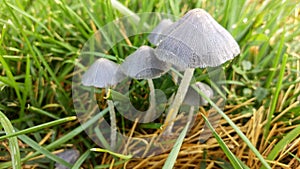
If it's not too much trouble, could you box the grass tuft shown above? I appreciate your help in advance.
[0,0,299,168]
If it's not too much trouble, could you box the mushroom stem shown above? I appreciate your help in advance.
[164,68,195,133]
[188,105,195,124]
[171,71,179,85]
[106,89,117,150]
[144,79,156,122]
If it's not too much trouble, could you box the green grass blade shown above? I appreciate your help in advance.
[264,54,289,137]
[17,134,72,168]
[192,85,271,169]
[94,160,128,169]
[27,106,60,120]
[94,127,111,150]
[0,55,22,112]
[82,0,118,55]
[33,46,71,113]
[23,54,31,110]
[58,0,92,39]
[0,116,76,140]
[201,113,245,169]
[288,152,300,163]
[3,0,42,68]
[169,0,180,16]
[111,0,140,22]
[0,111,21,169]
[32,46,65,92]
[71,150,90,169]
[90,148,132,160]
[0,108,108,168]
[5,2,54,37]
[23,108,109,162]
[263,125,300,169]
[1,0,299,168]
[162,121,190,169]
[0,22,7,46]
[264,29,286,89]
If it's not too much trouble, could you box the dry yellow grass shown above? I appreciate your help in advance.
[93,94,299,168]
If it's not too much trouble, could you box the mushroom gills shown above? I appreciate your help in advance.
[134,68,168,79]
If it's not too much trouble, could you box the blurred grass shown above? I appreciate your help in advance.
[0,111,21,169]
[0,0,300,168]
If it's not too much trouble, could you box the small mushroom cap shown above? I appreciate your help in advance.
[183,82,214,106]
[155,8,240,69]
[55,149,80,169]
[148,19,174,46]
[120,46,170,79]
[82,58,125,88]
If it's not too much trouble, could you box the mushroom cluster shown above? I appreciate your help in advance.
[81,8,240,139]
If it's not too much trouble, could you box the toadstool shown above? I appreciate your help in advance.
[82,58,125,149]
[148,19,174,46]
[120,45,170,122]
[155,8,240,133]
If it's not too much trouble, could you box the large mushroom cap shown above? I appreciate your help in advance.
[120,46,170,79]
[82,58,125,88]
[148,19,174,46]
[155,8,240,69]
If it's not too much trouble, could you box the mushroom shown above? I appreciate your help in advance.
[82,58,125,149]
[55,149,80,169]
[184,82,214,107]
[120,45,170,123]
[82,58,125,88]
[148,19,174,46]
[182,82,214,124]
[155,8,240,133]
[148,19,185,84]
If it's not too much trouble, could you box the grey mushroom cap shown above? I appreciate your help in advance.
[155,8,240,69]
[183,82,214,106]
[120,46,171,79]
[172,64,186,72]
[82,58,125,88]
[148,19,174,46]
[55,149,80,169]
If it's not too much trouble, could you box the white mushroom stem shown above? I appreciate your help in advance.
[188,105,195,125]
[171,71,179,85]
[164,68,195,133]
[144,79,156,122]
[170,67,183,85]
[106,88,117,150]
[168,68,181,104]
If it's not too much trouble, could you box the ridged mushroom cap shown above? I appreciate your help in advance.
[120,46,170,79]
[155,8,240,69]
[82,58,125,88]
[148,19,174,46]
